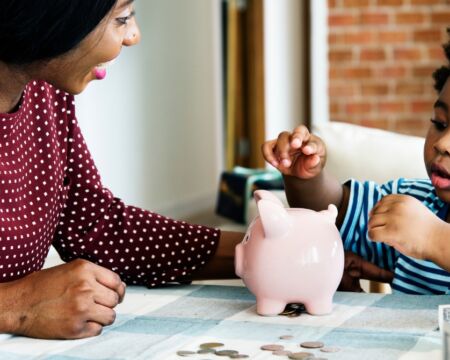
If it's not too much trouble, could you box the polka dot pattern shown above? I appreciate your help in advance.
[0,80,220,285]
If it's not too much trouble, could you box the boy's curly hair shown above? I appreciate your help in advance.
[433,28,450,93]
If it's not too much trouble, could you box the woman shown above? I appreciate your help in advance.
[0,0,390,340]
[0,0,242,340]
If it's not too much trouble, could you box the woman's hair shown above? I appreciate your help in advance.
[0,0,118,65]
[433,28,450,93]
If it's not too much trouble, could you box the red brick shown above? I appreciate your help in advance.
[360,12,389,25]
[411,99,435,113]
[376,66,408,78]
[358,118,390,130]
[428,47,446,61]
[329,49,353,62]
[345,102,373,114]
[343,67,373,79]
[377,0,404,5]
[431,12,450,24]
[395,82,425,95]
[413,66,440,78]
[410,0,442,5]
[329,85,358,97]
[378,101,406,113]
[328,0,338,7]
[414,29,443,43]
[329,102,341,114]
[392,119,429,137]
[394,48,423,61]
[395,12,426,24]
[329,14,358,26]
[361,84,389,95]
[341,31,376,44]
[343,0,370,6]
[377,31,408,43]
[360,48,386,61]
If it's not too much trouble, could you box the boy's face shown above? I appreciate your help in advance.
[424,78,450,202]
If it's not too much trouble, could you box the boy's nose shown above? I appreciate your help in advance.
[434,132,450,155]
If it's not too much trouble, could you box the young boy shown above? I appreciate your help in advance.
[262,30,450,295]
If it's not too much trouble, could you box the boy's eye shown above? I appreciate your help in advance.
[431,118,447,131]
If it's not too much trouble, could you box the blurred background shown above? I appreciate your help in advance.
[75,0,449,222]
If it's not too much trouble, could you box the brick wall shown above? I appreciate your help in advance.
[328,0,449,136]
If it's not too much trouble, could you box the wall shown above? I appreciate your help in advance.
[328,0,449,136]
[264,0,306,139]
[75,0,223,220]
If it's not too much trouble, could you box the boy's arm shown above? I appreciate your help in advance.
[283,170,350,228]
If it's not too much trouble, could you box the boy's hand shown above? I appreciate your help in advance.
[261,125,326,179]
[368,194,445,260]
[338,251,394,292]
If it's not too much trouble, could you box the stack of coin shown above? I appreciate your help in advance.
[279,303,306,317]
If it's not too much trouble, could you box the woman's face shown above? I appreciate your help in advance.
[38,0,140,94]
[424,78,450,202]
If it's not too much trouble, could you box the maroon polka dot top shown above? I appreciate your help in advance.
[0,80,220,286]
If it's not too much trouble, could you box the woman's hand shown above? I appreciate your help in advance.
[2,259,125,339]
[368,194,445,260]
[261,125,327,180]
[338,251,394,292]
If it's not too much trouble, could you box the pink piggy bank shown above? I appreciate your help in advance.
[235,190,344,316]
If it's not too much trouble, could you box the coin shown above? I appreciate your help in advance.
[288,352,314,360]
[215,350,239,356]
[273,350,293,356]
[300,341,324,349]
[176,350,196,357]
[320,346,340,353]
[230,355,249,359]
[287,312,301,318]
[279,335,294,340]
[197,348,216,354]
[200,342,224,349]
[261,344,284,351]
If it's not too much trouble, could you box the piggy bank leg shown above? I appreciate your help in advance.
[304,297,333,315]
[256,298,286,316]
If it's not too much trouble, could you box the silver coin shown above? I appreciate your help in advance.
[176,350,196,357]
[279,335,294,340]
[215,350,239,356]
[288,352,314,360]
[200,342,224,349]
[320,346,340,353]
[273,350,293,356]
[197,348,216,354]
[300,341,324,349]
[261,344,284,351]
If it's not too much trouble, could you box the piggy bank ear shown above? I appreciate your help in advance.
[257,199,291,238]
[254,190,285,207]
[319,204,338,224]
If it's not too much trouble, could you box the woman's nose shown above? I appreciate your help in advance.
[123,21,141,46]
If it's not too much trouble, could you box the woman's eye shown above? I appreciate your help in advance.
[431,118,447,131]
[116,10,135,26]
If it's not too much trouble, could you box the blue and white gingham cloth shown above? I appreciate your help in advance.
[0,285,446,360]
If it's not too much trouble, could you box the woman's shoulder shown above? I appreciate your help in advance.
[25,80,75,106]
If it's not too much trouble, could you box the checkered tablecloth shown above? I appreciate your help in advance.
[0,285,446,360]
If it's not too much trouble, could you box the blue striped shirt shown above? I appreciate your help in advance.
[341,178,450,294]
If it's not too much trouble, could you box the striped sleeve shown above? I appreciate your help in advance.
[339,178,403,271]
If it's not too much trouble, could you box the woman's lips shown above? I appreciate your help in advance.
[431,163,450,189]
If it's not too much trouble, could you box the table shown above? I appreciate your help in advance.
[0,285,446,360]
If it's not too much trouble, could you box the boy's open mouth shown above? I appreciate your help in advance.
[431,163,450,189]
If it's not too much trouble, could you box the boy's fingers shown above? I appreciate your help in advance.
[360,260,394,283]
[290,126,310,148]
[261,140,279,166]
[277,131,295,166]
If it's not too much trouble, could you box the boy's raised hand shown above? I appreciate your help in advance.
[261,125,326,179]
